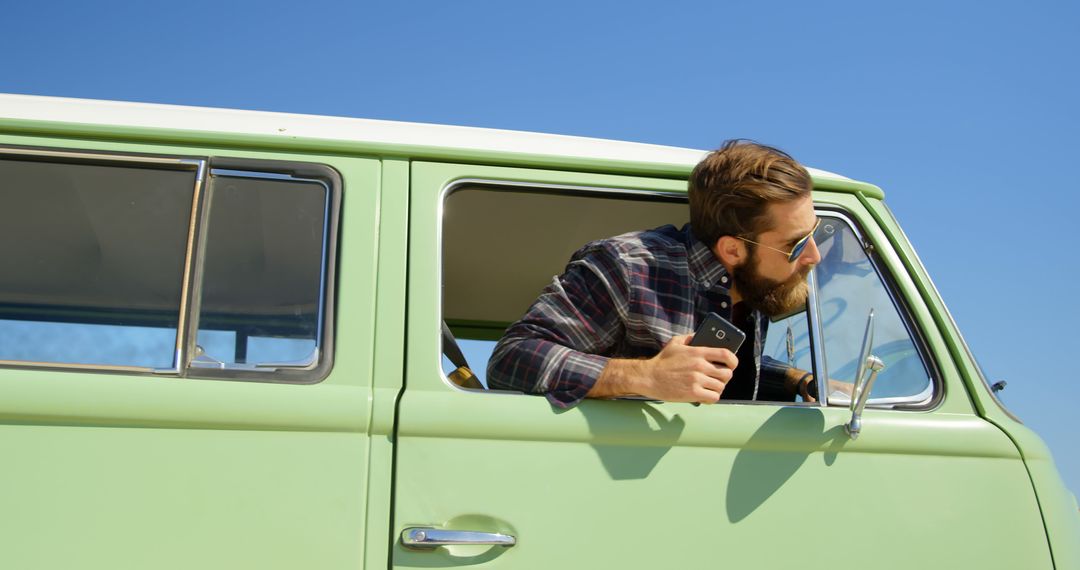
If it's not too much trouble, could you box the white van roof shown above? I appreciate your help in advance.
[0,93,848,180]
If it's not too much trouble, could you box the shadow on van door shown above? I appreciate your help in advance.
[726,406,848,523]
[574,400,685,480]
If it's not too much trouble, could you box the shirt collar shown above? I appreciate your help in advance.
[684,224,730,292]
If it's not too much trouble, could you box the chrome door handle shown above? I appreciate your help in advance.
[401,527,516,549]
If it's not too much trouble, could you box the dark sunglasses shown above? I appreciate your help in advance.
[739,218,821,262]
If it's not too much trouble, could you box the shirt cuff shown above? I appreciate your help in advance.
[542,345,610,409]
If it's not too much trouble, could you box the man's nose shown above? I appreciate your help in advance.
[800,236,822,266]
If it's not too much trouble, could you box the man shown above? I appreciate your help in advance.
[487,140,821,408]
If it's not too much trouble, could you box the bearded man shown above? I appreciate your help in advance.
[487,140,822,407]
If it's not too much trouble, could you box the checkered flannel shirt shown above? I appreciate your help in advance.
[487,224,790,408]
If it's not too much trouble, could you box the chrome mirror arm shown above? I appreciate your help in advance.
[845,309,885,439]
[846,355,885,439]
[850,309,875,413]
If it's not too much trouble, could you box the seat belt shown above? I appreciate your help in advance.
[441,321,483,389]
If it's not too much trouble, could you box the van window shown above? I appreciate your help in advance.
[0,149,340,381]
[812,214,934,405]
[0,153,197,369]
[442,186,936,407]
[761,213,934,406]
[192,170,330,371]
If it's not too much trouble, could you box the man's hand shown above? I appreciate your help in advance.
[785,368,856,403]
[588,334,738,404]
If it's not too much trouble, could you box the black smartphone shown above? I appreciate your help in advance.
[689,312,746,353]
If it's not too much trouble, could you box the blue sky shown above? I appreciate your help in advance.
[3,1,1077,494]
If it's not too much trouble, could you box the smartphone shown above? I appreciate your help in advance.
[689,312,746,353]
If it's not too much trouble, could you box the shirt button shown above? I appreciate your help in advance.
[720,276,729,284]
[721,301,729,309]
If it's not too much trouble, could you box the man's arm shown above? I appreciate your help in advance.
[588,335,737,403]
[760,356,814,401]
[486,244,631,407]
[487,244,738,407]
[760,356,853,402]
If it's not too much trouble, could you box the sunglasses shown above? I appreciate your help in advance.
[739,218,821,262]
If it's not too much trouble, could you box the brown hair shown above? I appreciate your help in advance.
[688,139,812,247]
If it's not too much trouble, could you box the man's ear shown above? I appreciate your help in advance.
[714,235,746,267]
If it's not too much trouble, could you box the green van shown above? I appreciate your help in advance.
[1,94,1076,569]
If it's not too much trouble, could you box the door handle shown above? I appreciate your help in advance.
[401,527,516,549]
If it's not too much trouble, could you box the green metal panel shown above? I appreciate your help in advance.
[393,162,1052,568]
[363,159,411,570]
[0,422,369,568]
[861,196,1080,567]
[1013,424,1080,570]
[0,135,381,568]
[395,394,1047,569]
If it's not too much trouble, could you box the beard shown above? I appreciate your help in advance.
[731,254,812,317]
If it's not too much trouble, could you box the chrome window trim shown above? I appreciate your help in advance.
[0,360,157,375]
[0,146,206,376]
[0,146,205,170]
[172,160,208,374]
[442,178,687,201]
[435,178,685,395]
[807,267,830,404]
[813,208,940,409]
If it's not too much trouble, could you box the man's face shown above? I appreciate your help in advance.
[731,195,821,317]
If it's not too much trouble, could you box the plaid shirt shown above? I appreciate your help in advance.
[487,224,790,408]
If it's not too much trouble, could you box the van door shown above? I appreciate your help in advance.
[392,161,1051,569]
[0,143,382,569]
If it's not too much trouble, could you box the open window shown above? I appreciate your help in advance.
[441,183,686,388]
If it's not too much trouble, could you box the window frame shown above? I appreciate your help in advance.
[437,178,686,394]
[811,207,944,410]
[0,146,341,383]
[185,157,342,384]
[0,145,205,375]
[437,184,942,411]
